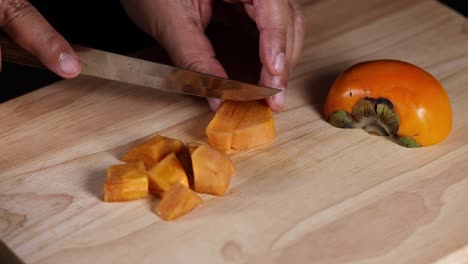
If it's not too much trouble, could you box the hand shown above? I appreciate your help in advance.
[0,0,80,77]
[121,0,305,112]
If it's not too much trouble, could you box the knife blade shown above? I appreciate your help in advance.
[0,35,281,101]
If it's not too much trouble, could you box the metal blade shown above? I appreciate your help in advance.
[74,46,281,101]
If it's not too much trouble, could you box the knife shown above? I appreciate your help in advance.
[0,35,281,101]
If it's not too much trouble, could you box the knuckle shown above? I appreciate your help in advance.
[266,18,288,33]
[184,60,207,72]
[174,52,218,74]
[41,31,66,52]
[0,0,34,28]
[23,28,68,60]
[268,27,288,41]
[261,23,287,38]
[179,57,211,72]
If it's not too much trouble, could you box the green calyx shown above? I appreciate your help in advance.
[397,136,421,148]
[328,97,420,148]
[328,110,354,128]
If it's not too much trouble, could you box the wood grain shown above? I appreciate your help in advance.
[1,0,468,263]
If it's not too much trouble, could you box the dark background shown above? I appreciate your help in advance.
[0,1,466,103]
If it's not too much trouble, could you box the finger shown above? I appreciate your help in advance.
[207,97,223,112]
[260,66,288,112]
[161,24,227,112]
[289,0,305,68]
[122,0,226,111]
[166,30,227,111]
[264,5,295,112]
[0,0,80,78]
[157,11,227,111]
[249,0,289,111]
[262,7,293,112]
[253,0,289,76]
[286,6,295,69]
[244,4,254,19]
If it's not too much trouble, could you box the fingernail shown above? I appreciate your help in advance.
[207,98,223,112]
[59,52,80,75]
[273,52,285,75]
[273,88,286,110]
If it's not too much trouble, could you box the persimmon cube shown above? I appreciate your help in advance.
[104,184,148,202]
[121,135,185,169]
[155,182,203,221]
[104,161,148,202]
[190,144,235,196]
[147,152,189,196]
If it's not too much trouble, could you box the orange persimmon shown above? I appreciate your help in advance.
[323,60,452,147]
[154,182,203,221]
[206,100,275,151]
[190,143,235,196]
[121,135,185,169]
[104,161,148,202]
[147,152,189,196]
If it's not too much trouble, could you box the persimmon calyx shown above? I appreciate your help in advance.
[328,97,421,148]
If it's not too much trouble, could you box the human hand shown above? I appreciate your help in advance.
[121,0,305,112]
[0,0,80,77]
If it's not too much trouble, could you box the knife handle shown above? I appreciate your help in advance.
[0,32,46,69]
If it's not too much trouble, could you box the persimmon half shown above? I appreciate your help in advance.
[323,60,452,147]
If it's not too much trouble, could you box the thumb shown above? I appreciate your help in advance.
[0,0,81,78]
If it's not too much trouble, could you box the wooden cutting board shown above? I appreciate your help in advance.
[1,0,468,263]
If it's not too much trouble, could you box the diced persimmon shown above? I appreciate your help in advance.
[106,161,145,183]
[104,184,148,202]
[147,152,189,196]
[154,182,203,221]
[121,135,185,169]
[104,161,148,202]
[190,144,235,196]
[206,100,275,151]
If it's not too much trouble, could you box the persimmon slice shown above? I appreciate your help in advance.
[206,100,275,151]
